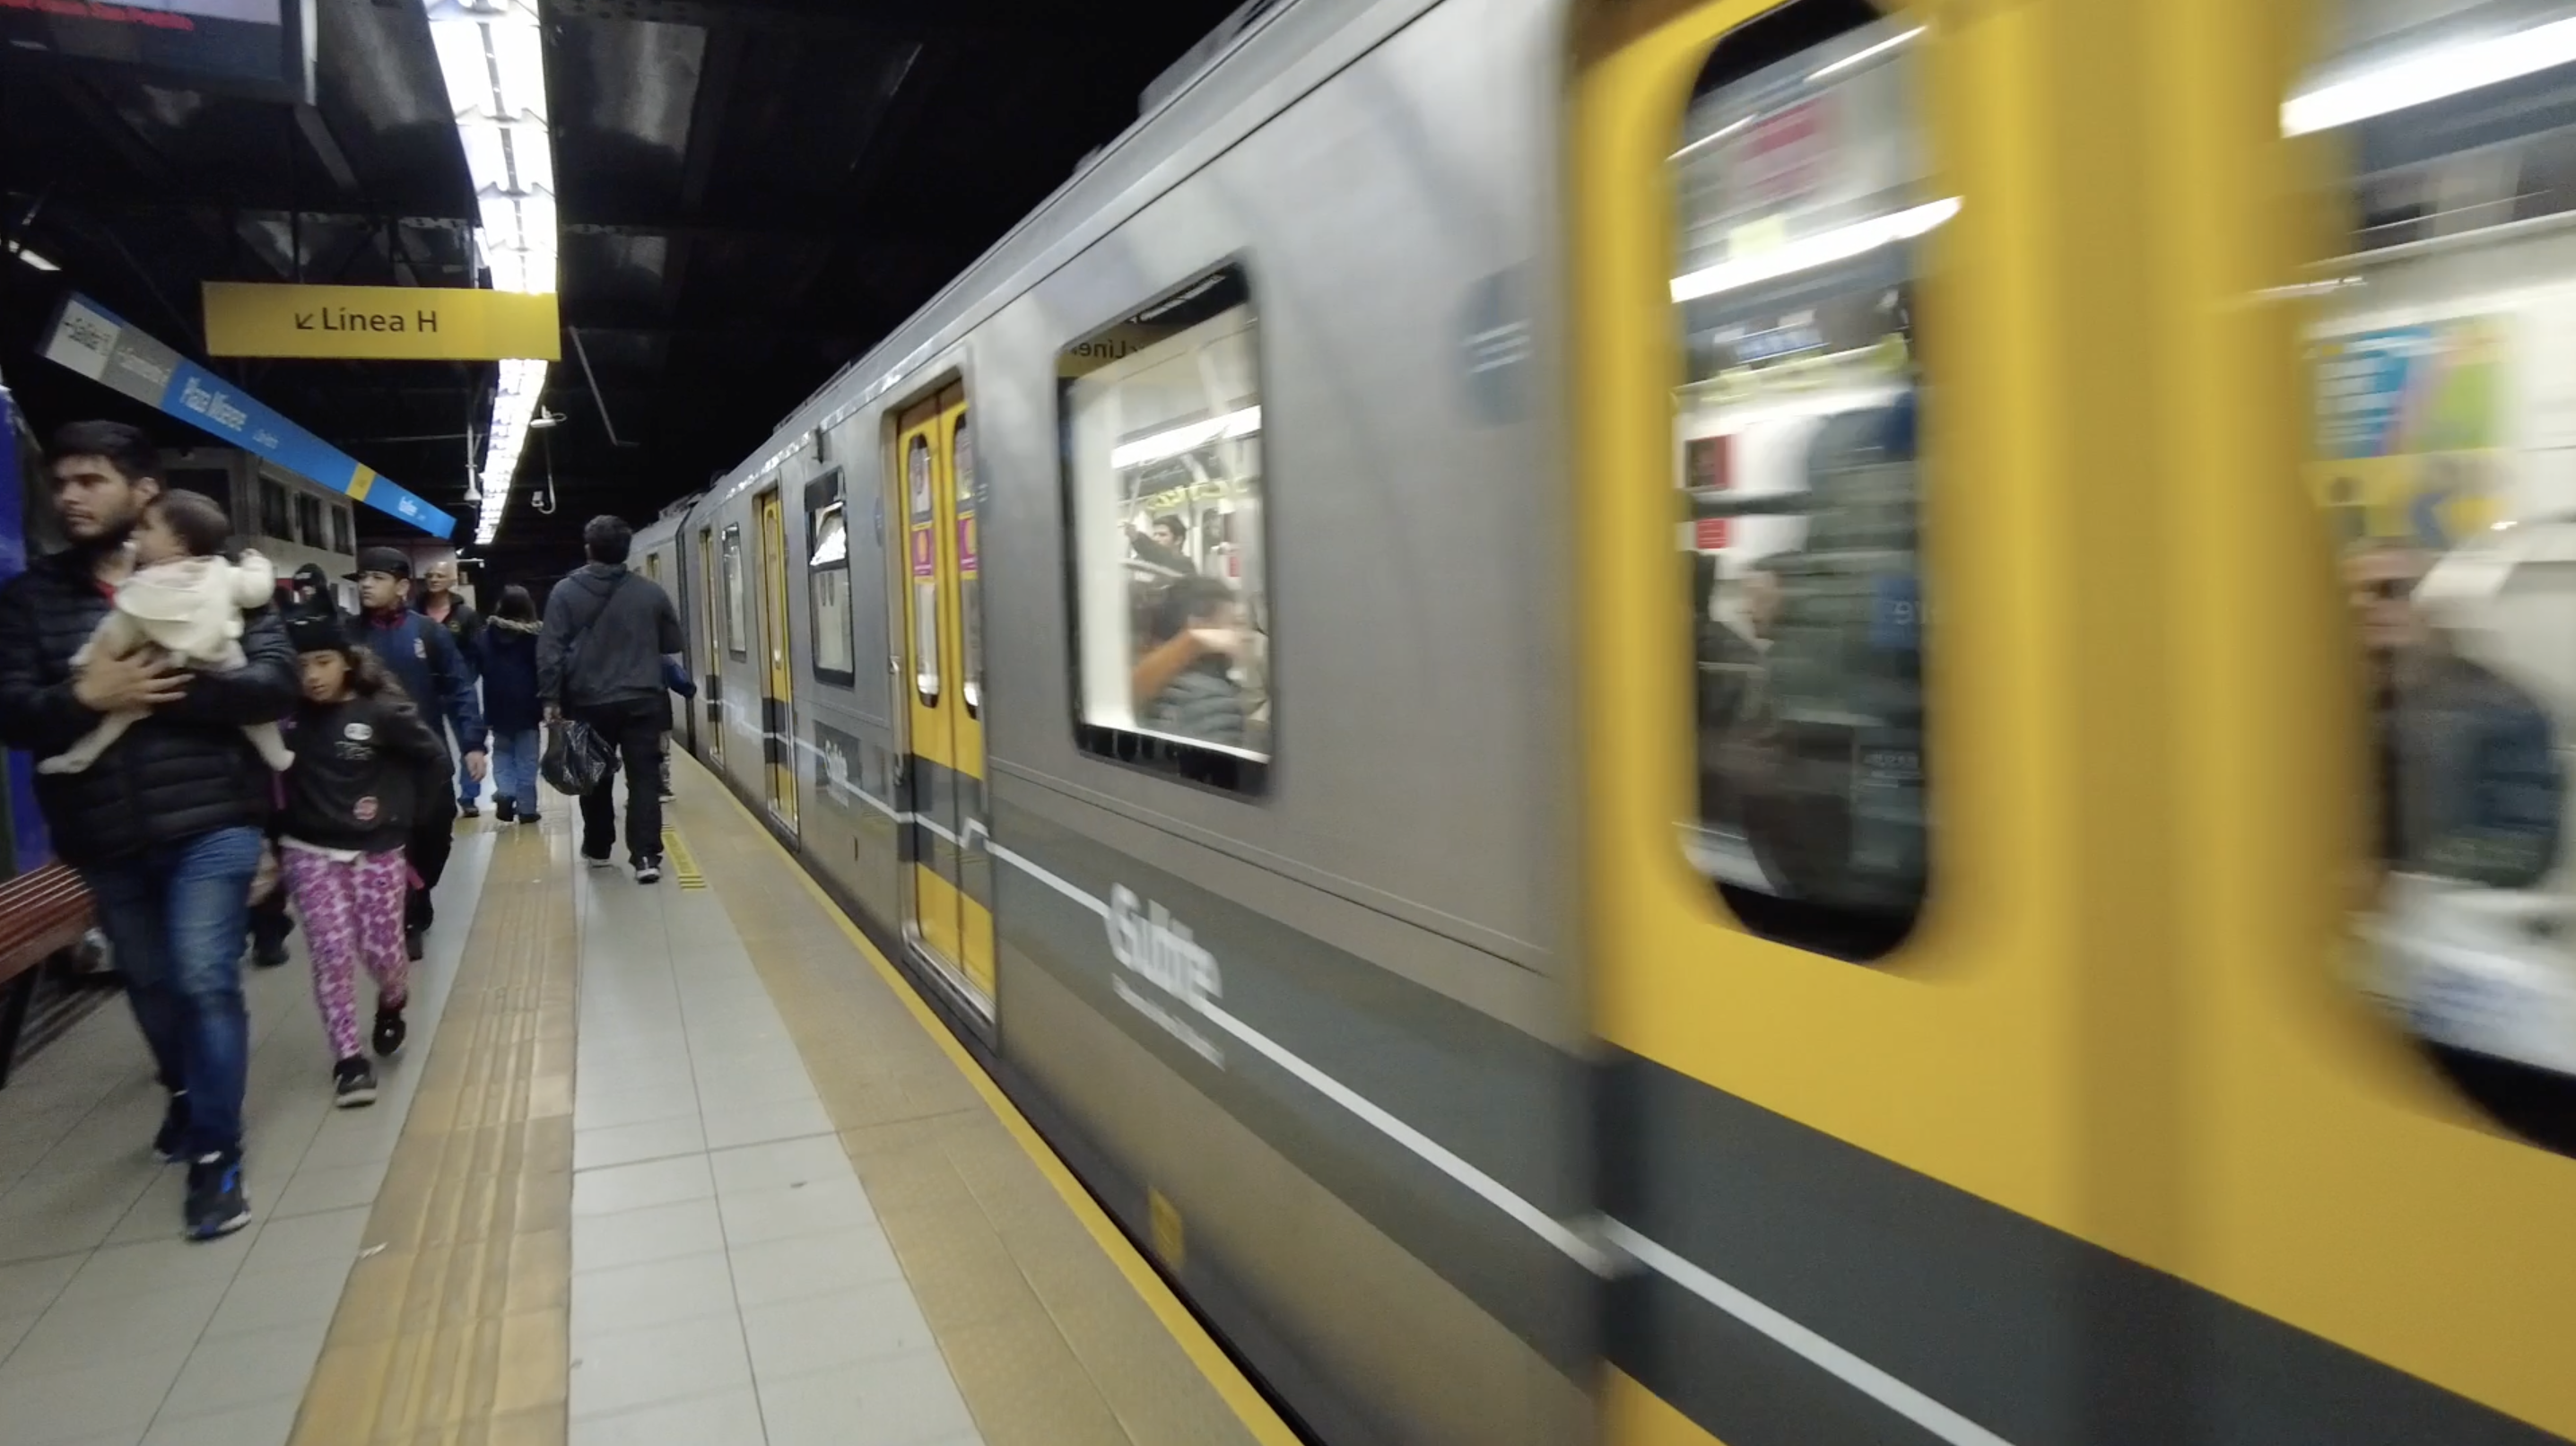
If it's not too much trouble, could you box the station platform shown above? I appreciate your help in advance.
[0,756,1298,1446]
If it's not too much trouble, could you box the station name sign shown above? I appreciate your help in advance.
[42,293,455,538]
[203,283,561,362]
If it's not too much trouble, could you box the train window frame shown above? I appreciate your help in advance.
[2291,0,2576,1155]
[722,525,748,661]
[1667,0,1935,964]
[1055,260,1276,797]
[257,476,291,540]
[806,470,857,688]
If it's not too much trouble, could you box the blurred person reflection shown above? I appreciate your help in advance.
[2346,541,2562,890]
[1131,574,1255,751]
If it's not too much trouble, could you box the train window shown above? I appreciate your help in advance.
[809,501,856,685]
[2293,0,2576,1153]
[1059,265,1272,791]
[1671,0,1933,963]
[330,503,352,554]
[957,412,982,716]
[258,477,291,540]
[722,526,747,659]
[294,493,323,548]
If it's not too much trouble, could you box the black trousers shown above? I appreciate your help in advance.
[406,812,454,933]
[575,699,668,865]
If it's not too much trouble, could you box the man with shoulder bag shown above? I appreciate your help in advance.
[540,516,686,883]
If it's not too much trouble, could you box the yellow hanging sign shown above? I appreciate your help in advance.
[202,283,561,362]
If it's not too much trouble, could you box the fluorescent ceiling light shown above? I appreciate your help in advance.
[1807,25,1924,83]
[1670,196,1959,303]
[2284,13,2576,135]
[1111,405,1261,469]
[6,241,57,272]
[1671,113,1754,163]
[425,0,557,545]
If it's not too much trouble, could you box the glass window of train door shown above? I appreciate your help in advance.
[1057,263,1274,794]
[809,476,857,686]
[954,408,984,717]
[905,427,942,706]
[2290,0,2576,1155]
[1669,0,1936,963]
[723,525,747,659]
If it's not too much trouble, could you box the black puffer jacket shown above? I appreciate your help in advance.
[1143,659,1249,748]
[0,548,300,866]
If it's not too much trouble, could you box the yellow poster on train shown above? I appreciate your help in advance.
[2309,317,2504,550]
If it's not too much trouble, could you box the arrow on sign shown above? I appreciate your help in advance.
[294,313,315,330]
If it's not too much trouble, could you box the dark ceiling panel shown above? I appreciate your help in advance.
[0,0,1253,573]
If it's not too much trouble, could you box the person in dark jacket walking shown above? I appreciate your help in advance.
[418,557,487,816]
[0,421,299,1240]
[346,547,484,959]
[246,565,346,969]
[278,611,448,1107]
[540,517,686,881]
[481,586,545,824]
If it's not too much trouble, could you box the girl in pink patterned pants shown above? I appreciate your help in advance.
[279,612,450,1106]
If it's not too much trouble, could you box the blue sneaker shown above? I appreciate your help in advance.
[184,1151,250,1241]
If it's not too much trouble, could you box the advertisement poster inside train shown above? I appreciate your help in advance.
[2310,318,2503,550]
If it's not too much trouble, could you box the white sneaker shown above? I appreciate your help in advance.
[584,854,614,870]
[634,858,663,884]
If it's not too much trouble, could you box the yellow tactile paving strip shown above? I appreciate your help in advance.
[679,757,1300,1446]
[289,823,578,1446]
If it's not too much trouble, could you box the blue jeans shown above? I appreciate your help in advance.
[492,728,542,814]
[78,825,262,1157]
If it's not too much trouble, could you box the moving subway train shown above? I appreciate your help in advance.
[629,0,2576,1441]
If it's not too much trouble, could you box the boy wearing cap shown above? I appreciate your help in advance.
[346,547,486,960]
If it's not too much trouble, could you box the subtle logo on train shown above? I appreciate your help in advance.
[1105,884,1224,1067]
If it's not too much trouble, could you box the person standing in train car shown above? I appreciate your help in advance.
[417,558,487,818]
[1129,574,1256,750]
[479,586,545,826]
[0,421,299,1240]
[539,516,687,883]
[2345,540,2562,886]
[346,547,484,961]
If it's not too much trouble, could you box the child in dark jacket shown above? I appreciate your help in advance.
[278,610,450,1107]
[482,586,546,824]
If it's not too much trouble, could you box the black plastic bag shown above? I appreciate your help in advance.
[542,719,614,797]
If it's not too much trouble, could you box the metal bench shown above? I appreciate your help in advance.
[0,864,97,1089]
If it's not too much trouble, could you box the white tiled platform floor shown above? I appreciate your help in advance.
[566,859,981,1446]
[0,832,496,1446]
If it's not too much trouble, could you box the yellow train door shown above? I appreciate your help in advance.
[756,490,798,831]
[2150,0,2576,1438]
[1573,2,2159,1442]
[892,382,995,1019]
[697,527,723,771]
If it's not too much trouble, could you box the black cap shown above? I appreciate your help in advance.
[285,605,349,657]
[349,545,410,580]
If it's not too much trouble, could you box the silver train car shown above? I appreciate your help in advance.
[633,1,1588,1442]
[636,0,2576,1441]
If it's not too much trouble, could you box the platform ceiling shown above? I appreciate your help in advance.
[0,0,1252,578]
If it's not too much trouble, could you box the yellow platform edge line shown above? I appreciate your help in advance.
[696,774,1304,1446]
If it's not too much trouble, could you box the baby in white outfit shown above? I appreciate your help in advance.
[42,491,294,776]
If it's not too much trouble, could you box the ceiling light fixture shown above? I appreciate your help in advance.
[422,0,556,546]
[6,241,58,272]
[1110,406,1262,470]
[1670,196,1960,303]
[2284,13,2576,135]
